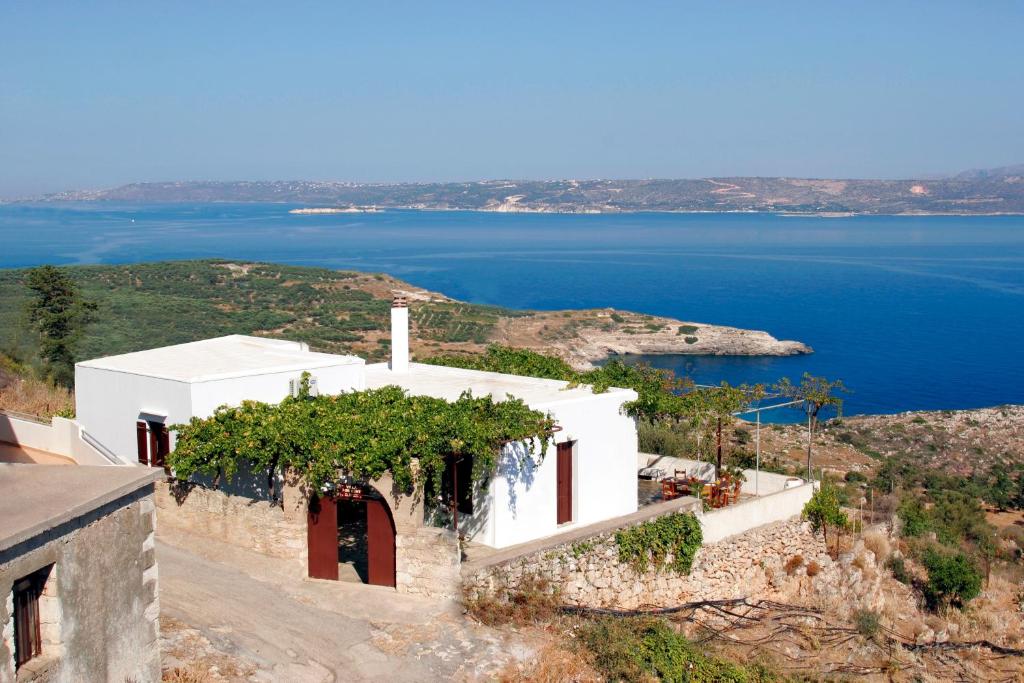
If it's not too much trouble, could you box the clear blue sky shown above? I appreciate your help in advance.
[1,1,1022,197]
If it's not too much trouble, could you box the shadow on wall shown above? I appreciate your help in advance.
[423,480,493,540]
[498,441,538,517]
[181,459,284,503]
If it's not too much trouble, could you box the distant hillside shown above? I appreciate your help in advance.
[0,261,807,373]
[34,166,1024,214]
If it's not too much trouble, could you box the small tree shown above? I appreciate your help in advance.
[775,373,848,480]
[23,265,96,386]
[803,481,849,553]
[922,550,982,610]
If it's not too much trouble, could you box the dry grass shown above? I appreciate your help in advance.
[862,530,891,563]
[806,560,821,577]
[162,664,213,683]
[0,373,74,419]
[159,616,255,682]
[498,642,601,683]
[464,575,562,627]
[783,554,805,575]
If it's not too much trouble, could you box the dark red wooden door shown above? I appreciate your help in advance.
[153,424,170,468]
[556,442,573,524]
[366,498,396,587]
[307,495,339,580]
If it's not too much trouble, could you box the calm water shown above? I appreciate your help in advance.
[2,202,1023,418]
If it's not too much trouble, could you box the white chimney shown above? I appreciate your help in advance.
[390,294,409,373]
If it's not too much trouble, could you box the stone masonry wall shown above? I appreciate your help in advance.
[0,487,161,682]
[396,527,461,599]
[154,479,307,568]
[464,515,833,609]
[156,476,461,599]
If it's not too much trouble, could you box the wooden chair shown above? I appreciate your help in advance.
[661,480,678,501]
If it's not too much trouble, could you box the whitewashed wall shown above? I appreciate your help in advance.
[75,366,192,463]
[74,362,365,465]
[699,482,814,543]
[189,363,364,417]
[0,412,117,465]
[470,389,639,549]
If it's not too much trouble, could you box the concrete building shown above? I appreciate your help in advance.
[0,464,163,682]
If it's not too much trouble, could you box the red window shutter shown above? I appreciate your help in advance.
[136,421,149,465]
[13,576,42,668]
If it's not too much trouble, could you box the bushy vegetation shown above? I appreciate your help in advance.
[170,378,555,498]
[921,549,983,610]
[869,446,1002,610]
[614,512,703,574]
[802,481,849,552]
[575,616,777,682]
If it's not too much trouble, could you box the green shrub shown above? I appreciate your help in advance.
[886,555,912,584]
[610,312,625,323]
[684,336,699,344]
[637,419,691,457]
[922,549,982,610]
[853,609,881,641]
[677,324,699,335]
[802,482,848,548]
[575,616,773,683]
[844,470,867,483]
[897,497,929,538]
[615,512,703,574]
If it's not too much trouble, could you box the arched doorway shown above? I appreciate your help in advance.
[307,483,396,587]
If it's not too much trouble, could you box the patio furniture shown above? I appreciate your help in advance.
[638,466,666,480]
[661,480,679,501]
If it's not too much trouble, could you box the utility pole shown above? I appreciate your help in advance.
[716,417,723,473]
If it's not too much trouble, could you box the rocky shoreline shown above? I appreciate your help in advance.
[487,307,810,369]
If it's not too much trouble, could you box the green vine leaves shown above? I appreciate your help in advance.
[169,384,556,495]
[614,512,704,575]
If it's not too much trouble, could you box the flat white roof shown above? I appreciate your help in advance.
[364,362,636,408]
[76,335,363,383]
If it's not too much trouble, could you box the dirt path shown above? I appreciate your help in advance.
[156,537,536,681]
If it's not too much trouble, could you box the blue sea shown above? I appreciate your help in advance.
[2,202,1023,419]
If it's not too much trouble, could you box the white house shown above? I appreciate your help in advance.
[72,301,639,550]
[75,336,365,467]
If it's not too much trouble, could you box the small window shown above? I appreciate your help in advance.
[13,567,49,669]
[442,455,474,516]
[136,420,170,467]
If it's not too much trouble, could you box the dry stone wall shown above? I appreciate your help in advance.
[464,515,837,609]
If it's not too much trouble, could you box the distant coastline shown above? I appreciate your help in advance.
[289,206,380,215]
[22,166,1024,215]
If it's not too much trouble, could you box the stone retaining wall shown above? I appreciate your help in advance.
[156,477,460,599]
[154,480,307,567]
[463,514,831,609]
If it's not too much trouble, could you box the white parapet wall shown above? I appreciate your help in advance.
[699,481,815,544]
[0,411,119,466]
